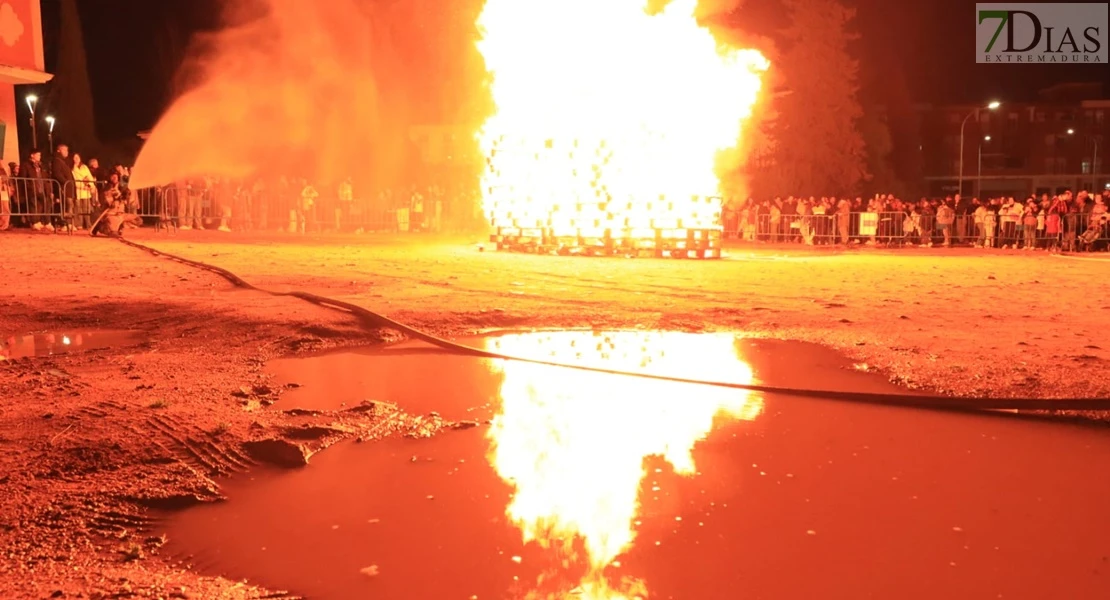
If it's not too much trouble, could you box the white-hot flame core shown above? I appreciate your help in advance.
[477,0,768,236]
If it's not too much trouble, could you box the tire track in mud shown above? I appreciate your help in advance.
[143,414,257,477]
[85,507,155,537]
[42,496,158,542]
[77,399,129,419]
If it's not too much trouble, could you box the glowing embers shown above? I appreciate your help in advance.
[485,136,724,228]
[485,147,721,257]
[484,136,724,257]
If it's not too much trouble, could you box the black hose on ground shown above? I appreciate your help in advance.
[116,237,1110,414]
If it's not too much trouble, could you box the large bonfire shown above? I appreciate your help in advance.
[476,0,769,241]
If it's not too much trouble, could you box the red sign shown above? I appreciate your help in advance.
[0,0,41,71]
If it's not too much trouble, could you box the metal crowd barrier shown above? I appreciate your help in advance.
[3,177,68,232]
[120,184,455,234]
[721,211,1109,250]
[5,181,1107,250]
[0,178,424,234]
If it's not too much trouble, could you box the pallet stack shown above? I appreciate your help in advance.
[483,136,724,258]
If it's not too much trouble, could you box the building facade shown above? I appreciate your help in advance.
[0,0,50,163]
[920,84,1109,198]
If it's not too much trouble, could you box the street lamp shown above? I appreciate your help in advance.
[958,100,1001,196]
[1066,129,1101,188]
[25,94,38,150]
[977,135,991,198]
[45,116,55,156]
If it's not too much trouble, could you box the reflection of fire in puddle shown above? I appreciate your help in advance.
[0,330,147,360]
[165,331,1110,600]
[486,331,763,598]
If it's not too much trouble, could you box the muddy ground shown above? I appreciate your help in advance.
[1,229,1108,599]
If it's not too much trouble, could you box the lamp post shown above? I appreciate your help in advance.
[977,135,991,199]
[1066,128,1102,190]
[45,116,55,156]
[25,94,38,150]
[958,100,1001,196]
[1096,139,1102,188]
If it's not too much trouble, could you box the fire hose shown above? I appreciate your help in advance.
[116,237,1110,415]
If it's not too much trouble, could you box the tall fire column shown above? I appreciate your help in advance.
[476,0,767,258]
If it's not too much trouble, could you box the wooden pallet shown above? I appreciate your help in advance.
[489,227,722,259]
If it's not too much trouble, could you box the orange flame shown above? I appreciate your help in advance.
[485,332,763,598]
[476,0,768,238]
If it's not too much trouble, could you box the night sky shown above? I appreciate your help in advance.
[37,0,1108,143]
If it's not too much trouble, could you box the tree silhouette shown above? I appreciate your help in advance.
[879,66,925,196]
[859,106,903,195]
[751,0,868,196]
[43,0,98,156]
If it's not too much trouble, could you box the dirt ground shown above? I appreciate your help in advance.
[1,229,1109,599]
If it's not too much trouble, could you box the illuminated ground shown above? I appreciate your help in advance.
[1,230,1108,597]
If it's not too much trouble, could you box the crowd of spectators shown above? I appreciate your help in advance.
[722,189,1110,252]
[0,147,482,235]
[1,146,1107,252]
[151,177,468,235]
[0,144,133,234]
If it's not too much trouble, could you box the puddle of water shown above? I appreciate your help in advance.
[267,333,889,418]
[268,339,502,420]
[0,330,147,360]
[165,331,1110,600]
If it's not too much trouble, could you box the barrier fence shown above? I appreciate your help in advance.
[1,178,477,234]
[132,185,481,233]
[1,177,1107,250]
[724,211,1110,250]
[2,177,66,230]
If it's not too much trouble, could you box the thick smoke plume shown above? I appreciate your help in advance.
[131,0,487,190]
